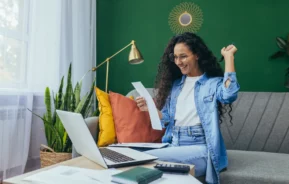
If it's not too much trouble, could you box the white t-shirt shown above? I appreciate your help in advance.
[175,76,201,126]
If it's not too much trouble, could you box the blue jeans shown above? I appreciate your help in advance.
[145,125,208,177]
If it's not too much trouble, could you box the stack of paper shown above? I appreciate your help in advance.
[23,165,202,184]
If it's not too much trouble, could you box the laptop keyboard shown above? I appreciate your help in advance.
[99,148,135,163]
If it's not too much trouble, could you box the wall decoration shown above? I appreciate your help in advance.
[168,2,203,34]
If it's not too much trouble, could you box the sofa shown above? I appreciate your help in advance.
[73,90,289,184]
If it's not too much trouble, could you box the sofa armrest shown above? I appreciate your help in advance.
[72,116,99,158]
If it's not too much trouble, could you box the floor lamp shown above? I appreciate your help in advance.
[92,40,144,92]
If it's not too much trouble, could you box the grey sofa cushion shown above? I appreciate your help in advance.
[221,92,289,153]
[127,90,289,153]
[220,150,289,184]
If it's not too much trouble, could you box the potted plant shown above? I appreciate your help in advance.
[269,35,289,88]
[29,63,96,167]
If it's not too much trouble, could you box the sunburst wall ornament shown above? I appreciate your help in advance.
[168,2,203,34]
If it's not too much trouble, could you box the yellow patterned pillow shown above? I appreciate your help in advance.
[95,87,116,147]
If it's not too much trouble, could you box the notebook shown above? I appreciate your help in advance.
[111,166,163,184]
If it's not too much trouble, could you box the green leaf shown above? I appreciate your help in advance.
[276,37,287,50]
[68,82,73,111]
[63,131,68,146]
[74,82,81,106]
[55,115,65,142]
[57,77,64,109]
[44,87,52,124]
[53,94,58,124]
[44,123,63,151]
[60,95,65,110]
[79,80,83,95]
[80,78,96,117]
[52,91,56,110]
[85,97,94,117]
[63,136,72,152]
[269,51,286,60]
[70,93,76,112]
[43,116,51,146]
[51,139,57,150]
[62,129,72,152]
[75,93,88,113]
[64,64,72,110]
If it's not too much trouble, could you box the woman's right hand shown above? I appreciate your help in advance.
[135,96,148,111]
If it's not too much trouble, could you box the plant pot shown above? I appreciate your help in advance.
[40,144,72,168]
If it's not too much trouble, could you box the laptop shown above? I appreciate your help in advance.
[56,110,158,168]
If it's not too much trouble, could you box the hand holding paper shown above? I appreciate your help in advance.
[132,82,162,130]
[135,96,148,111]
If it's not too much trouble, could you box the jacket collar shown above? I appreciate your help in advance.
[176,73,208,86]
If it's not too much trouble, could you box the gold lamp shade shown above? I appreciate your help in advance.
[129,41,144,64]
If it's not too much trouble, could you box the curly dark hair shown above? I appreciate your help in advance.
[154,32,232,124]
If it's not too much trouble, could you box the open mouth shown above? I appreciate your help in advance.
[179,65,187,70]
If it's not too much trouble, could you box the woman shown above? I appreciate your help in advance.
[136,32,240,184]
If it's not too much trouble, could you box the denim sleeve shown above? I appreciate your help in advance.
[216,72,240,104]
[160,95,171,128]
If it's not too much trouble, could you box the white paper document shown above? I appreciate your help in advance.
[151,173,202,184]
[109,143,169,149]
[132,82,162,130]
[23,166,121,184]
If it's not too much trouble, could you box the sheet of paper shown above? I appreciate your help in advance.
[23,166,121,184]
[132,82,162,130]
[109,143,169,148]
[151,173,202,184]
[85,169,122,183]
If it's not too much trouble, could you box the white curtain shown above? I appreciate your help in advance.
[0,0,96,180]
[0,91,33,179]
[27,0,95,92]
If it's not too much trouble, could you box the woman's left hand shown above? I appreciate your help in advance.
[221,45,237,59]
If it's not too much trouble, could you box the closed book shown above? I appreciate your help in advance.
[111,166,163,184]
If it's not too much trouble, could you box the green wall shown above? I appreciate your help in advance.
[97,0,289,95]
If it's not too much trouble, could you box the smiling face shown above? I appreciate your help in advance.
[173,43,200,77]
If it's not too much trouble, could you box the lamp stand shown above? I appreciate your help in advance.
[92,40,143,92]
[106,60,110,92]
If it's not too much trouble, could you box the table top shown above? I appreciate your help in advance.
[3,156,195,184]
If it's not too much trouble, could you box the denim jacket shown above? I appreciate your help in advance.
[160,72,240,184]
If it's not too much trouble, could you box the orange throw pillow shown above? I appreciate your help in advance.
[109,91,165,143]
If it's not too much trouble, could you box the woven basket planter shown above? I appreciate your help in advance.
[40,144,72,168]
